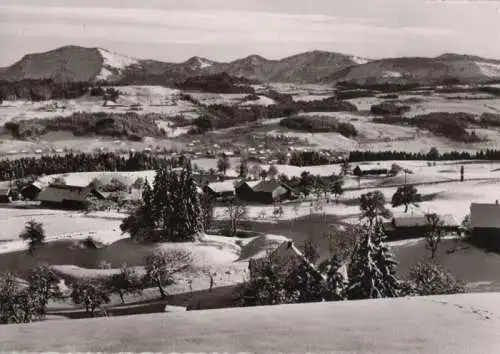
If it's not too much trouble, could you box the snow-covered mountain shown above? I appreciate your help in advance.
[0,46,142,82]
[2,45,500,85]
[324,54,500,85]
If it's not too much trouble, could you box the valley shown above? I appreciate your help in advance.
[2,44,500,353]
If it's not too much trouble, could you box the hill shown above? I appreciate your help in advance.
[325,55,500,85]
[0,46,141,83]
[2,293,500,352]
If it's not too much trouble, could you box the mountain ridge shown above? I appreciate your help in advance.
[2,45,500,85]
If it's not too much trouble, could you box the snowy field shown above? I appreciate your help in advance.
[0,208,124,252]
[3,293,500,353]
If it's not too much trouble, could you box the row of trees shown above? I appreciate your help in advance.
[0,153,187,181]
[348,147,500,163]
[0,248,195,323]
[4,112,164,140]
[0,79,91,101]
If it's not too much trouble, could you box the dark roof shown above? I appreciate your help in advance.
[251,180,291,193]
[193,174,220,185]
[37,184,92,203]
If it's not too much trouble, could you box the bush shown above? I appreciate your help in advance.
[407,262,466,296]
[370,102,410,116]
[480,113,500,127]
[279,115,357,137]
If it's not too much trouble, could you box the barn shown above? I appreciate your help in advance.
[204,181,237,201]
[37,184,105,210]
[21,182,43,201]
[470,202,500,251]
[236,180,294,204]
[383,212,460,240]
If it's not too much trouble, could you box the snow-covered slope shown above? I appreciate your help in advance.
[95,48,140,81]
[3,293,500,353]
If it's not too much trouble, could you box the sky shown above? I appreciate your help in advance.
[1,0,500,66]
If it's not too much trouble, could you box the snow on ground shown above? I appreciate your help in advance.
[188,93,248,106]
[3,293,500,353]
[477,61,500,78]
[240,95,276,106]
[0,208,125,253]
[292,94,333,102]
[98,48,139,75]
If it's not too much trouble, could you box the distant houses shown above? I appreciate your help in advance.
[37,184,106,210]
[470,202,500,251]
[383,212,460,240]
[353,165,389,177]
[203,179,295,204]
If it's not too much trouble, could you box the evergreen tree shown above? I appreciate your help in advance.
[372,222,400,298]
[19,220,45,256]
[347,222,400,300]
[320,255,347,301]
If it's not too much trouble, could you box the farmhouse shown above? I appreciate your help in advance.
[236,180,294,204]
[470,202,500,251]
[353,165,389,177]
[21,182,43,201]
[383,212,460,240]
[37,184,106,210]
[204,181,237,201]
[0,188,11,203]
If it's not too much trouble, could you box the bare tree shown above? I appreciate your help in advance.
[217,155,230,176]
[359,191,391,227]
[267,165,279,180]
[224,200,248,236]
[248,164,262,180]
[70,279,110,316]
[143,250,193,299]
[425,213,444,259]
[105,266,143,304]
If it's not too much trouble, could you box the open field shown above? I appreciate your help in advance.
[2,293,500,353]
[5,84,500,156]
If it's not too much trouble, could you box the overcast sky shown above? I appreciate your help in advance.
[0,0,499,66]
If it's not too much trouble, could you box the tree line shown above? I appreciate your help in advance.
[0,79,91,101]
[4,112,165,141]
[0,153,187,182]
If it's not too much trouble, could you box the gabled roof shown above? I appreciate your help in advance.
[470,203,500,229]
[206,180,238,194]
[239,180,292,194]
[37,184,91,203]
[22,181,43,191]
[392,212,460,228]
